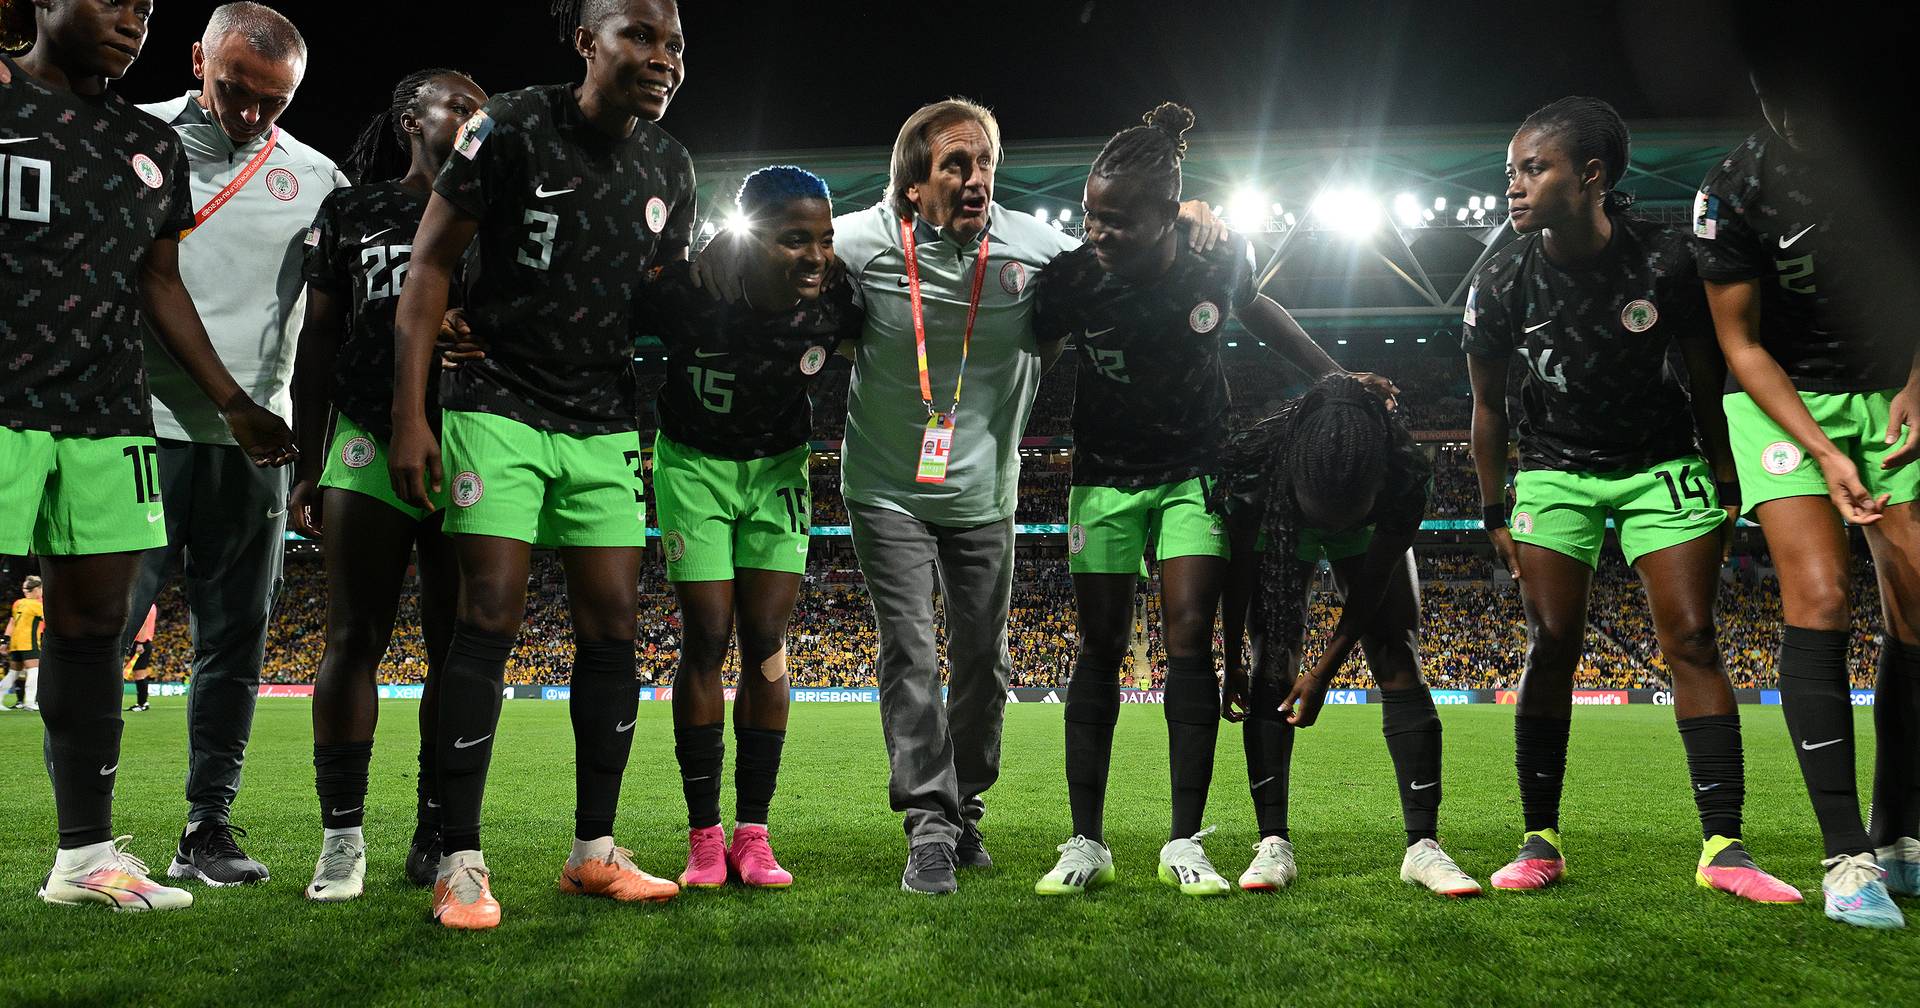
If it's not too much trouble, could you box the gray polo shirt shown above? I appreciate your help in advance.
[138,94,348,444]
[836,202,1078,527]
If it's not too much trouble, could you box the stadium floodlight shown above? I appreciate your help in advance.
[1282,212,1297,228]
[1416,337,1428,343]
[699,221,716,236]
[724,212,751,233]
[1468,196,1482,212]
[1384,338,1395,344]
[1058,208,1073,223]
[1226,341,1238,348]
[1336,338,1349,345]
[1270,202,1284,217]
[1485,194,1500,210]
[1455,207,1469,222]
[1227,187,1269,232]
[1473,206,1487,221]
[1312,188,1380,237]
[1422,208,1436,222]
[1393,192,1422,228]
[1433,196,1446,211]
[1032,207,1049,221]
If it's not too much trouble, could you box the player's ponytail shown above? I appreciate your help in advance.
[342,69,471,185]
[1090,101,1195,203]
[1520,96,1636,215]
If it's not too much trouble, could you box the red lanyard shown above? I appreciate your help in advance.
[900,216,991,418]
[182,126,279,239]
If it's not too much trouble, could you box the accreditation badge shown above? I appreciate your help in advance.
[915,413,956,484]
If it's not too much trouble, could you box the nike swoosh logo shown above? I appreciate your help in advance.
[1778,224,1816,249]
[147,512,164,524]
[1410,780,1437,790]
[1534,772,1553,778]
[534,185,575,198]
[1695,784,1720,791]
[331,806,363,816]
[683,775,711,782]
[0,137,37,145]
[453,735,492,749]
[310,884,328,892]
[1083,327,1115,340]
[1250,776,1275,789]
[266,507,287,519]
[361,228,393,244]
[1801,738,1843,751]
[693,349,727,359]
[426,800,440,809]
[100,764,118,776]
[1523,320,1552,333]
[614,719,636,733]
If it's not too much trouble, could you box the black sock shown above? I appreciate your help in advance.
[39,633,123,849]
[1778,625,1870,857]
[1382,687,1442,846]
[569,639,639,842]
[1515,714,1571,834]
[734,727,785,826]
[675,722,724,830]
[1165,654,1220,840]
[1869,638,1920,847]
[135,680,148,706]
[1677,714,1745,840]
[1064,657,1120,843]
[416,675,441,834]
[436,624,511,854]
[1243,674,1294,840]
[315,741,373,830]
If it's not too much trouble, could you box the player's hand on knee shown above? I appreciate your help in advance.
[289,478,324,540]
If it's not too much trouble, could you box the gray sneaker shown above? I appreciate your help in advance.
[901,842,957,895]
[167,821,269,887]
[956,821,992,869]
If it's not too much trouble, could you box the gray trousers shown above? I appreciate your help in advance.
[123,439,288,825]
[849,503,1014,847]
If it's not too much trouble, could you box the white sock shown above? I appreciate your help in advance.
[570,835,612,864]
[323,826,364,847]
[736,822,766,832]
[23,665,37,706]
[437,848,483,881]
[53,840,115,875]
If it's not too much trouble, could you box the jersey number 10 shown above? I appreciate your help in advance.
[2,154,53,224]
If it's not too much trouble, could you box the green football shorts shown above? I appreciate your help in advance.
[1725,389,1920,516]
[1068,477,1229,575]
[438,410,646,548]
[652,433,811,581]
[1296,524,1374,564]
[319,413,446,521]
[1509,455,1725,567]
[0,428,168,556]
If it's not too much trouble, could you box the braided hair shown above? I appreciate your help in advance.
[1209,374,1402,683]
[1089,101,1195,203]
[736,165,832,226]
[552,0,657,47]
[342,69,474,184]
[1518,96,1636,214]
[1,0,34,56]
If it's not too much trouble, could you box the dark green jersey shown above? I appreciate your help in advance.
[1694,131,1913,393]
[1033,227,1258,487]
[0,58,195,436]
[1462,217,1707,473]
[434,84,696,433]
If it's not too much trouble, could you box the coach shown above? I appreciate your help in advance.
[125,3,347,887]
[833,99,1220,893]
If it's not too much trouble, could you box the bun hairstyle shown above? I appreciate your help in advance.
[1091,101,1196,203]
[1519,96,1637,214]
[342,69,476,184]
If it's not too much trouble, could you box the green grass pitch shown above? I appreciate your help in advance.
[0,701,1912,1007]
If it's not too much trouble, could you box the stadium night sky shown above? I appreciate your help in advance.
[114,0,1766,160]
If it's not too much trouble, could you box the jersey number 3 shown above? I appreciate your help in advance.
[518,209,558,270]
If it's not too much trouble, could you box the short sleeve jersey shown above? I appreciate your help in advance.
[646,261,864,459]
[433,84,696,433]
[0,61,194,436]
[1034,227,1258,487]
[1461,217,1706,473]
[301,182,432,439]
[1693,132,1912,393]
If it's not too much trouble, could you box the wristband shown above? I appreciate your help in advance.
[1481,503,1510,530]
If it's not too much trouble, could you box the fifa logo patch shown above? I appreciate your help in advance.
[799,346,828,376]
[1621,299,1658,333]
[341,436,376,469]
[1512,512,1533,534]
[1068,523,1087,555]
[454,111,491,160]
[130,153,164,189]
[645,196,668,234]
[1189,301,1221,334]
[1693,190,1718,240]
[452,471,484,508]
[999,261,1026,295]
[265,168,299,201]
[664,529,687,563]
[1761,440,1802,476]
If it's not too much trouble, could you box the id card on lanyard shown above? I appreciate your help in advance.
[900,217,991,485]
[179,126,280,240]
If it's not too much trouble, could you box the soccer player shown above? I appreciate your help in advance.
[650,166,860,890]
[1028,104,1399,896]
[1465,97,1799,903]
[4,576,43,711]
[388,0,695,929]
[290,68,487,903]
[124,605,155,712]
[1696,73,1920,928]
[1207,375,1481,898]
[2,0,297,912]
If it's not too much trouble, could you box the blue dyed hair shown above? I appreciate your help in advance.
[736,166,832,225]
